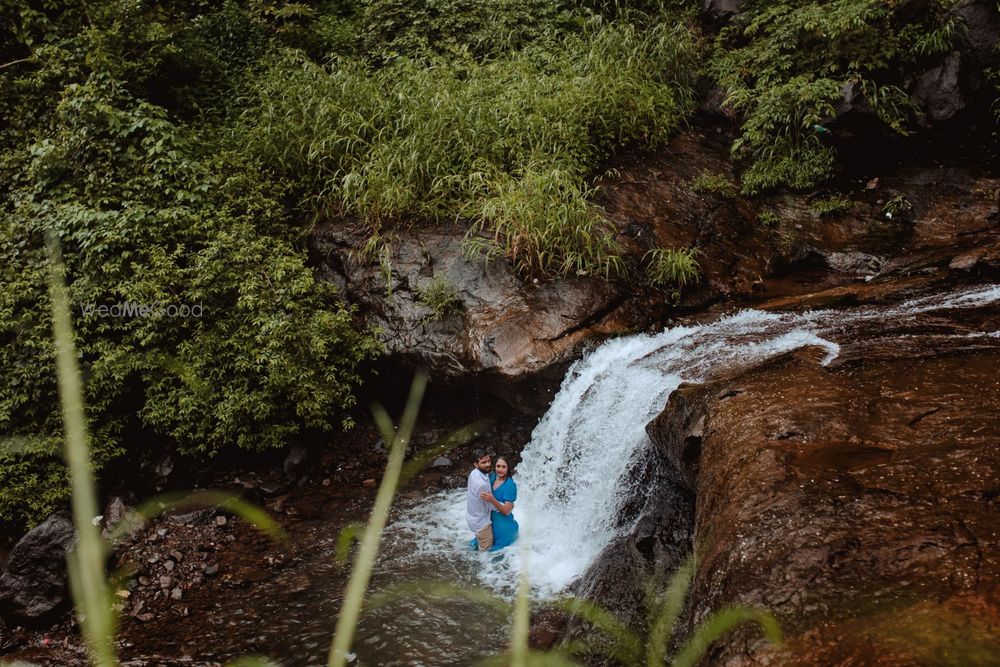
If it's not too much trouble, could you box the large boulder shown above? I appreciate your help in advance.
[310,224,631,391]
[0,514,76,626]
[952,0,1000,69]
[702,0,745,27]
[913,51,965,122]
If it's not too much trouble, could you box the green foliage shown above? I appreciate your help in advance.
[691,170,739,198]
[881,194,912,218]
[359,0,579,62]
[757,210,780,226]
[644,247,701,289]
[417,276,461,321]
[708,0,964,193]
[0,46,379,530]
[810,195,852,217]
[239,19,700,277]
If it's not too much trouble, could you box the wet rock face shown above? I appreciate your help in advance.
[0,514,76,626]
[953,0,1000,69]
[645,317,1000,663]
[572,460,696,629]
[310,224,630,386]
[914,51,965,122]
[702,0,745,26]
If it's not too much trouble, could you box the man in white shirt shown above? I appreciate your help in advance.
[467,449,493,551]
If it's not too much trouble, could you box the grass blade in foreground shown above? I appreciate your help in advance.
[327,372,427,667]
[45,233,119,667]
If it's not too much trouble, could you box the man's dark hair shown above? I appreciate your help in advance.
[473,448,489,461]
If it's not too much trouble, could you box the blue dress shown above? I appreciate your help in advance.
[468,474,519,552]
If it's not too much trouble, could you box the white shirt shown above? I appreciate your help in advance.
[466,468,492,532]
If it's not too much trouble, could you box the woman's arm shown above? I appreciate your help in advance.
[479,492,514,516]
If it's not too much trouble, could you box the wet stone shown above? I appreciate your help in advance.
[258,481,283,496]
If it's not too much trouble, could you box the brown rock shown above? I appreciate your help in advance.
[644,335,1000,664]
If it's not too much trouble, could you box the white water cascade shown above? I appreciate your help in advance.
[379,284,1000,600]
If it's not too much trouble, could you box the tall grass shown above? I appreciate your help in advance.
[240,20,700,277]
[45,233,118,666]
[644,247,700,289]
[327,372,426,666]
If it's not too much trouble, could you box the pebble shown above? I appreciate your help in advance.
[431,456,452,468]
[159,575,173,590]
[215,515,227,526]
[170,550,184,562]
[204,563,219,577]
[156,527,168,537]
[259,481,283,496]
[362,479,376,488]
[138,576,151,587]
[170,587,183,601]
[164,560,175,572]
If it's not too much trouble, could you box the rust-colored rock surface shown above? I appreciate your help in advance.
[646,308,1000,665]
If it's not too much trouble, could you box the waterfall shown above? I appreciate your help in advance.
[380,284,1000,599]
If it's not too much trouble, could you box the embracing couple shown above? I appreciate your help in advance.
[466,449,519,552]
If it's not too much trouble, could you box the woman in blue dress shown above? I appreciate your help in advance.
[468,455,519,552]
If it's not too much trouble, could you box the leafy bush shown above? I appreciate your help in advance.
[644,247,701,288]
[881,194,913,219]
[359,0,579,62]
[708,0,963,193]
[0,72,379,530]
[239,19,701,277]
